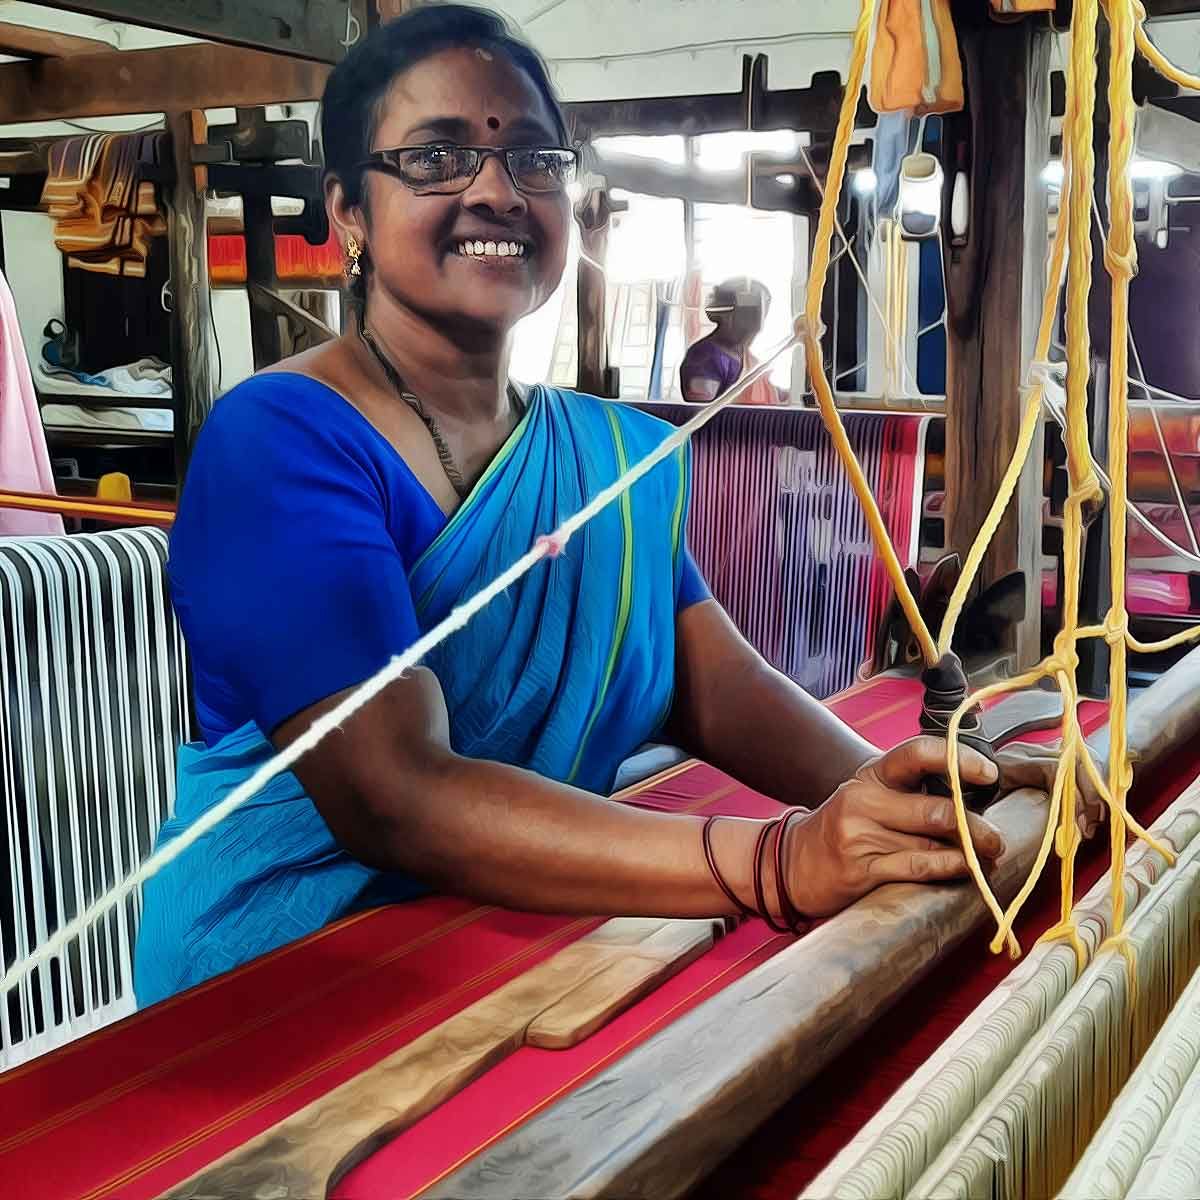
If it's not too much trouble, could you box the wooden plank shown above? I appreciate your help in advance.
[160,918,727,1200]
[0,21,109,58]
[0,43,329,124]
[943,16,1049,670]
[420,645,1200,1200]
[565,72,866,140]
[46,0,349,62]
[166,110,214,484]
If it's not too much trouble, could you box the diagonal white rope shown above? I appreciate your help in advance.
[0,334,799,998]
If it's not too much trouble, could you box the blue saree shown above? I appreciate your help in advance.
[134,385,693,1006]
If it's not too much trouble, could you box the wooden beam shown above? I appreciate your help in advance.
[0,43,329,124]
[419,647,1200,1200]
[566,71,872,140]
[166,111,214,484]
[943,14,1049,669]
[0,21,109,58]
[46,1,350,63]
[575,189,612,397]
[591,148,870,214]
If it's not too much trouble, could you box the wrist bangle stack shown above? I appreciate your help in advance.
[701,811,812,935]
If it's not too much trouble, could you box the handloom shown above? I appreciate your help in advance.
[5,1,1200,1198]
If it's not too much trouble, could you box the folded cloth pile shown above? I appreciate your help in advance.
[40,133,167,278]
[38,355,172,398]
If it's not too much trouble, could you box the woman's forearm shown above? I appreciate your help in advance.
[329,744,776,918]
[670,601,876,807]
[677,656,877,806]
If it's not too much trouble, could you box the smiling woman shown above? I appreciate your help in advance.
[131,3,1040,1011]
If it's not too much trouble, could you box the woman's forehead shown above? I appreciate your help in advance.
[374,46,559,146]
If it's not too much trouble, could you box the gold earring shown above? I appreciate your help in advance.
[345,235,363,278]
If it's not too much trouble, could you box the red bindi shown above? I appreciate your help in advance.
[487,116,501,131]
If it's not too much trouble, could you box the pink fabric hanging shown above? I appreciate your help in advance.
[0,267,63,536]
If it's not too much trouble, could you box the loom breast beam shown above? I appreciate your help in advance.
[1060,953,1200,1199]
[806,775,1200,1200]
[419,648,1200,1200]
[159,917,728,1200]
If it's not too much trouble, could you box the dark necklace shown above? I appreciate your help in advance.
[358,326,523,500]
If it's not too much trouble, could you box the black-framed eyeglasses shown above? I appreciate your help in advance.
[359,144,578,196]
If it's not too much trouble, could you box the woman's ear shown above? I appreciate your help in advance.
[326,174,366,253]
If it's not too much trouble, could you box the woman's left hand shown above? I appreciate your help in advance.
[993,743,1106,839]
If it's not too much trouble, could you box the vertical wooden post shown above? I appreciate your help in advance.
[576,188,612,397]
[166,109,214,484]
[943,14,1049,669]
[243,191,282,369]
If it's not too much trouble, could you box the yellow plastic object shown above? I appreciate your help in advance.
[97,472,133,503]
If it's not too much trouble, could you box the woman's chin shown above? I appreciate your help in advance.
[437,293,544,336]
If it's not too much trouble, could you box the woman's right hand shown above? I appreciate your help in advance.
[781,736,1008,919]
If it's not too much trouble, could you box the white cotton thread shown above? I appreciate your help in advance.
[0,334,798,998]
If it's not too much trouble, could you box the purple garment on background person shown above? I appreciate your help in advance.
[679,336,742,398]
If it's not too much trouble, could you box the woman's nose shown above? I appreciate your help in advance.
[462,153,527,218]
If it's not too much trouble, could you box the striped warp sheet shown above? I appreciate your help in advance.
[803,773,1200,1200]
[1119,1031,1200,1199]
[1062,955,1200,1199]
[639,404,927,699]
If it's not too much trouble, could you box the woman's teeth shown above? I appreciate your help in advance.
[456,240,527,259]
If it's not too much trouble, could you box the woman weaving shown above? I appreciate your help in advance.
[134,4,1072,1006]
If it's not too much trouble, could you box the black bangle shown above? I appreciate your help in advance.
[701,815,756,919]
[753,817,793,934]
[773,807,813,935]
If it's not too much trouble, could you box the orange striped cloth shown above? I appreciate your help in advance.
[40,134,167,278]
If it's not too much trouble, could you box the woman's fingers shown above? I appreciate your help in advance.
[867,847,972,885]
[855,789,1006,859]
[872,736,999,791]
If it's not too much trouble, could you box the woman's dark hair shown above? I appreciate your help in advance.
[321,3,569,207]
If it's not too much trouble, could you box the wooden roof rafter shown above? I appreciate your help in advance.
[38,0,364,63]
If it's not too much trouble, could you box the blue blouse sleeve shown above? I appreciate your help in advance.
[168,375,433,741]
[677,544,711,610]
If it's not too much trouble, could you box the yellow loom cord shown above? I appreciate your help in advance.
[920,0,1187,963]
[1131,0,1200,91]
[802,0,940,669]
[1104,0,1138,946]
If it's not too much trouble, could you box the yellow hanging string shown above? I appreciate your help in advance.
[804,0,1192,963]
[943,0,1183,964]
[801,0,939,669]
[1103,0,1138,951]
[1131,0,1200,91]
